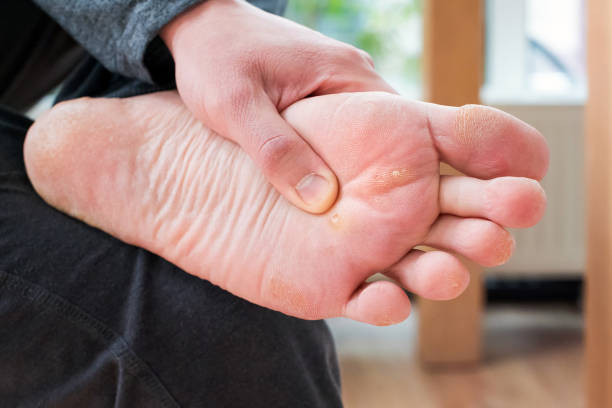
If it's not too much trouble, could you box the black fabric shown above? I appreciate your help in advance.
[0,1,85,111]
[55,56,173,103]
[0,2,342,407]
[32,0,288,83]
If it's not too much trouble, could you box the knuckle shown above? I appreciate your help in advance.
[341,45,375,67]
[481,157,510,178]
[358,49,375,67]
[256,134,297,174]
[343,44,362,58]
[482,181,497,217]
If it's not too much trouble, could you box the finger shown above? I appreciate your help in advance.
[384,250,470,300]
[439,176,547,228]
[423,215,515,267]
[223,92,339,214]
[316,71,399,95]
[342,280,411,326]
[424,103,549,180]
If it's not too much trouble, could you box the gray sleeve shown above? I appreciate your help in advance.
[32,0,288,84]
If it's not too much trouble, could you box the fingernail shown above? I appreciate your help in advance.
[296,173,333,207]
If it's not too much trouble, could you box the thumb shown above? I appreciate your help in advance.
[221,92,338,214]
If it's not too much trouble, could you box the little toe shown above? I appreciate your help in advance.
[342,280,411,326]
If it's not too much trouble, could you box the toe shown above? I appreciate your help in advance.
[425,104,550,180]
[439,176,547,228]
[423,215,516,267]
[384,250,470,300]
[342,280,412,326]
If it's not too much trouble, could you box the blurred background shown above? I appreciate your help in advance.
[287,0,586,407]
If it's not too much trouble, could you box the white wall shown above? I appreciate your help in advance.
[488,104,585,277]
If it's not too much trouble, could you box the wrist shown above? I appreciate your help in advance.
[160,0,242,56]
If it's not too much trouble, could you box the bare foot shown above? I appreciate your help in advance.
[24,92,548,325]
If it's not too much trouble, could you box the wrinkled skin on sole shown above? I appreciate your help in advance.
[24,92,548,325]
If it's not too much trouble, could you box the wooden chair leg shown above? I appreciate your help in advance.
[418,261,483,364]
[419,0,484,365]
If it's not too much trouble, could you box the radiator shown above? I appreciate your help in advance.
[485,105,585,277]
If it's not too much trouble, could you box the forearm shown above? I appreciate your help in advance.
[32,0,288,83]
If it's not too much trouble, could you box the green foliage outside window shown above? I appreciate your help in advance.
[285,0,423,95]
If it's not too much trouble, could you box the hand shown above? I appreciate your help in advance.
[161,0,396,214]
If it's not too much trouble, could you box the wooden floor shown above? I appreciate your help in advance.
[328,304,584,408]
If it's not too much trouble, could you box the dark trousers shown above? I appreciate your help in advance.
[0,2,342,407]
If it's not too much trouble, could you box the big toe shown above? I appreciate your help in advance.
[427,104,550,180]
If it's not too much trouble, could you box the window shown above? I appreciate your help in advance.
[483,0,586,104]
[286,0,585,104]
[285,0,423,98]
